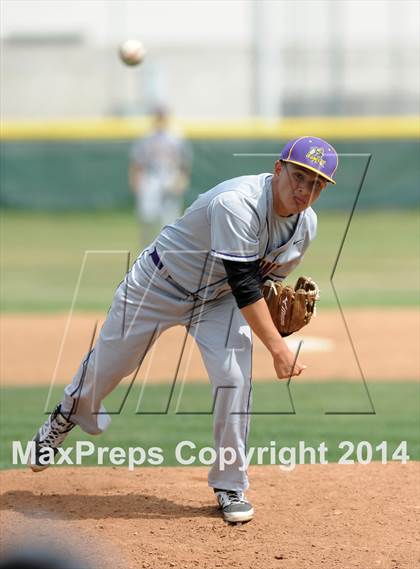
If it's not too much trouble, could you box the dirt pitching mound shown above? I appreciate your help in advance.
[1,463,418,569]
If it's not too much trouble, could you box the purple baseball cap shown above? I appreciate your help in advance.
[280,136,338,184]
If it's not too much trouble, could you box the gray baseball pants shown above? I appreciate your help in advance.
[61,249,253,491]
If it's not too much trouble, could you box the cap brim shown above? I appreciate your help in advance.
[281,159,336,184]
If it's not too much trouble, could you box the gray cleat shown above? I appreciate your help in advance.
[214,489,254,523]
[30,404,75,472]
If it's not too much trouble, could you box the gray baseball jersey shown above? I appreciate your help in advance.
[155,173,317,300]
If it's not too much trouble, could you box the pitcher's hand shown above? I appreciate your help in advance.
[272,347,306,380]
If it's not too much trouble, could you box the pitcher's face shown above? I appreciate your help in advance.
[273,160,327,216]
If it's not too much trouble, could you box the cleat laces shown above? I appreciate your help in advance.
[225,490,245,504]
[38,406,75,448]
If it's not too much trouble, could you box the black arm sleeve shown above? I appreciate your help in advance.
[222,259,263,309]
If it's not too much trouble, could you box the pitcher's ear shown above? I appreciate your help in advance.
[274,160,283,174]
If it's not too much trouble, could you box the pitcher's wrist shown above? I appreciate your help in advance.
[267,336,288,357]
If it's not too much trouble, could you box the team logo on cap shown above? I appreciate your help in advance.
[306,147,326,168]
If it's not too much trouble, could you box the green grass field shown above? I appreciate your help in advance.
[1,382,418,470]
[1,210,419,311]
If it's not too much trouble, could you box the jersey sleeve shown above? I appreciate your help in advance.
[208,191,261,262]
[178,137,193,170]
[130,139,147,167]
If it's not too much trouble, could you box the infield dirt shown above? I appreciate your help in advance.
[1,308,419,385]
[1,463,419,569]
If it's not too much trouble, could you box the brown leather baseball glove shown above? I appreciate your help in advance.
[262,276,319,337]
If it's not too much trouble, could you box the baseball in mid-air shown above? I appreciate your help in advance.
[119,39,146,66]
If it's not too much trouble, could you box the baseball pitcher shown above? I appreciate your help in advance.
[30,136,338,524]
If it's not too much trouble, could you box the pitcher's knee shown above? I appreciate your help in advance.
[86,359,137,388]
[213,363,250,386]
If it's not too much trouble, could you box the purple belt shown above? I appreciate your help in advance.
[149,247,205,301]
[150,247,164,270]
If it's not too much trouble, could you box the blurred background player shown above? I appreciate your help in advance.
[129,106,192,245]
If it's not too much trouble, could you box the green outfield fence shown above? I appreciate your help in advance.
[1,117,419,211]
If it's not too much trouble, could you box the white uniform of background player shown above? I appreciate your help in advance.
[32,136,338,523]
[129,107,192,244]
